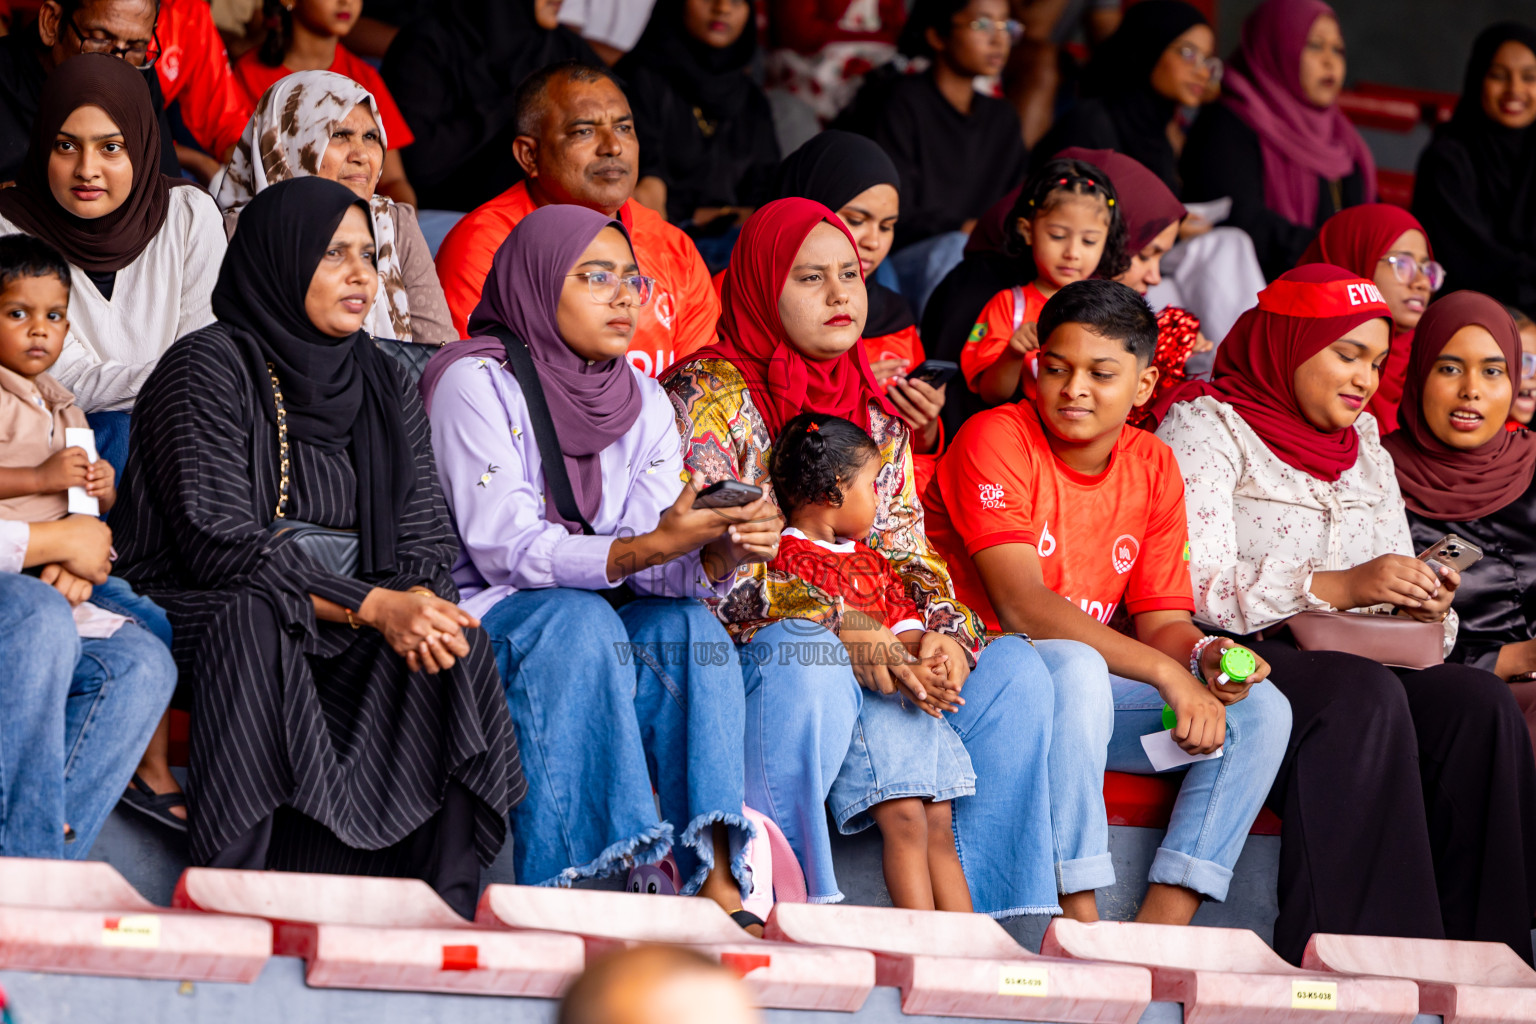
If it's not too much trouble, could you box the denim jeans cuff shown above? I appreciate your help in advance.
[536,821,674,888]
[1056,851,1115,895]
[984,902,1065,921]
[831,781,977,837]
[677,809,756,899]
[1147,847,1234,902]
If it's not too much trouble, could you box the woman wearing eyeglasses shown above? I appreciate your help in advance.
[1297,205,1445,431]
[1181,0,1377,281]
[421,204,777,927]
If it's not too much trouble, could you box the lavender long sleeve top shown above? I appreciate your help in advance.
[429,355,730,618]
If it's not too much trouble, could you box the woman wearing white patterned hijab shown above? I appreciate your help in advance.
[214,70,454,343]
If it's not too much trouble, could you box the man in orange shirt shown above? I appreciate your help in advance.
[924,279,1289,930]
[435,61,718,378]
[155,0,252,177]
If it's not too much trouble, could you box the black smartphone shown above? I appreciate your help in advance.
[693,479,764,509]
[904,360,959,388]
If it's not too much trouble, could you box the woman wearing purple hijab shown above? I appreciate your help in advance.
[1181,0,1377,279]
[421,204,781,927]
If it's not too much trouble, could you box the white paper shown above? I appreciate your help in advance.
[1183,197,1233,226]
[64,427,99,517]
[1140,729,1224,772]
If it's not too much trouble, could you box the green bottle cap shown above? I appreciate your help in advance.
[1162,704,1176,731]
[1219,646,1257,683]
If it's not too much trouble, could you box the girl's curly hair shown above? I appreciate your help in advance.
[1003,158,1131,281]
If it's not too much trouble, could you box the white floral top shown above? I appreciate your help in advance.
[1155,395,1456,651]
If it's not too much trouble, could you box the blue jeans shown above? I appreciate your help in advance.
[0,573,176,858]
[889,230,970,321]
[483,589,750,893]
[84,410,131,482]
[1035,641,1292,901]
[88,576,172,649]
[741,623,1068,917]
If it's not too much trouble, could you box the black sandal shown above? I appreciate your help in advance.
[118,773,188,833]
[728,908,765,932]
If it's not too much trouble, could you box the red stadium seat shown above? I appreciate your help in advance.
[475,883,876,1012]
[0,858,269,983]
[1043,919,1419,1024]
[1377,169,1416,209]
[1339,92,1421,134]
[1303,933,1536,1024]
[766,901,1152,1022]
[173,868,583,997]
[1104,772,1282,836]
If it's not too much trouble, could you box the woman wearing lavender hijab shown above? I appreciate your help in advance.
[420,204,781,928]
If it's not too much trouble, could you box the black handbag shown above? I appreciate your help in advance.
[261,361,361,577]
[489,326,637,609]
[374,335,441,384]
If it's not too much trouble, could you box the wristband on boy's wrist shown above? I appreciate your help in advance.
[1188,635,1222,679]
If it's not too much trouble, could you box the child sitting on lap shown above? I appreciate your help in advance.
[768,412,974,912]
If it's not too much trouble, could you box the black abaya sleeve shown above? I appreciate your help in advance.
[1181,104,1318,279]
[116,325,376,631]
[1413,138,1536,310]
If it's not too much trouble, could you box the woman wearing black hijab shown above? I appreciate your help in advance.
[1034,0,1216,193]
[380,0,602,213]
[114,177,522,916]
[1413,22,1536,310]
[619,0,781,231]
[773,129,947,485]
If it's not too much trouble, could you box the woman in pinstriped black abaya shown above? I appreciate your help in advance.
[114,178,523,916]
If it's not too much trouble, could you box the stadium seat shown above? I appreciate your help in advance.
[1339,92,1421,134]
[0,858,269,983]
[1377,169,1416,209]
[1303,933,1536,1024]
[1042,919,1420,1024]
[766,902,1152,1022]
[173,868,583,996]
[1104,772,1282,835]
[475,884,875,1012]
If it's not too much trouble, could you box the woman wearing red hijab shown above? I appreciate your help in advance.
[1297,204,1445,430]
[663,197,1089,919]
[1387,291,1536,778]
[1181,0,1377,279]
[1154,265,1536,965]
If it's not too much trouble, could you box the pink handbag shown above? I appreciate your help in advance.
[741,805,807,920]
[1274,610,1444,670]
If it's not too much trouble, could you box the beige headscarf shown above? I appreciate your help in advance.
[214,70,410,340]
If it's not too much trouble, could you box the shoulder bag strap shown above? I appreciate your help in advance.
[487,326,597,537]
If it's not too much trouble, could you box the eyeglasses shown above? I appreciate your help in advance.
[960,17,1024,42]
[1380,253,1446,291]
[1172,42,1223,80]
[68,11,161,68]
[1522,352,1536,380]
[568,271,655,306]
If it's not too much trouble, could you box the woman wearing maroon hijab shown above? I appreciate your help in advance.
[1298,204,1445,430]
[1181,0,1377,279]
[663,197,1087,919]
[1155,265,1536,965]
[1388,291,1536,784]
[424,203,779,923]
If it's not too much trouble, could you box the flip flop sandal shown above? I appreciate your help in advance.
[118,773,188,833]
[728,908,765,932]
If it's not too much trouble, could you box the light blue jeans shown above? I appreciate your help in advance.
[889,230,970,321]
[483,589,751,894]
[741,622,1067,917]
[0,572,176,858]
[1035,641,1292,901]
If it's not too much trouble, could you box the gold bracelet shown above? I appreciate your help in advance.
[344,607,360,629]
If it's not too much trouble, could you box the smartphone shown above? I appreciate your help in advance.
[904,360,959,388]
[693,479,764,510]
[1417,533,1484,574]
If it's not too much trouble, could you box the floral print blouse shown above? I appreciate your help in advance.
[1155,395,1456,651]
[663,356,984,656]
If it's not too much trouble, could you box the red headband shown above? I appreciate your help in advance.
[1257,277,1390,320]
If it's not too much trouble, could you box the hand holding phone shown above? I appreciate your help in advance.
[903,360,959,388]
[692,479,765,509]
[1417,533,1484,574]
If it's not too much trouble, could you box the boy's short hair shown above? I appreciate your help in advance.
[0,234,71,295]
[1037,280,1159,365]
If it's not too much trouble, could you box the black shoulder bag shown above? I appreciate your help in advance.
[488,326,637,609]
[262,361,362,577]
